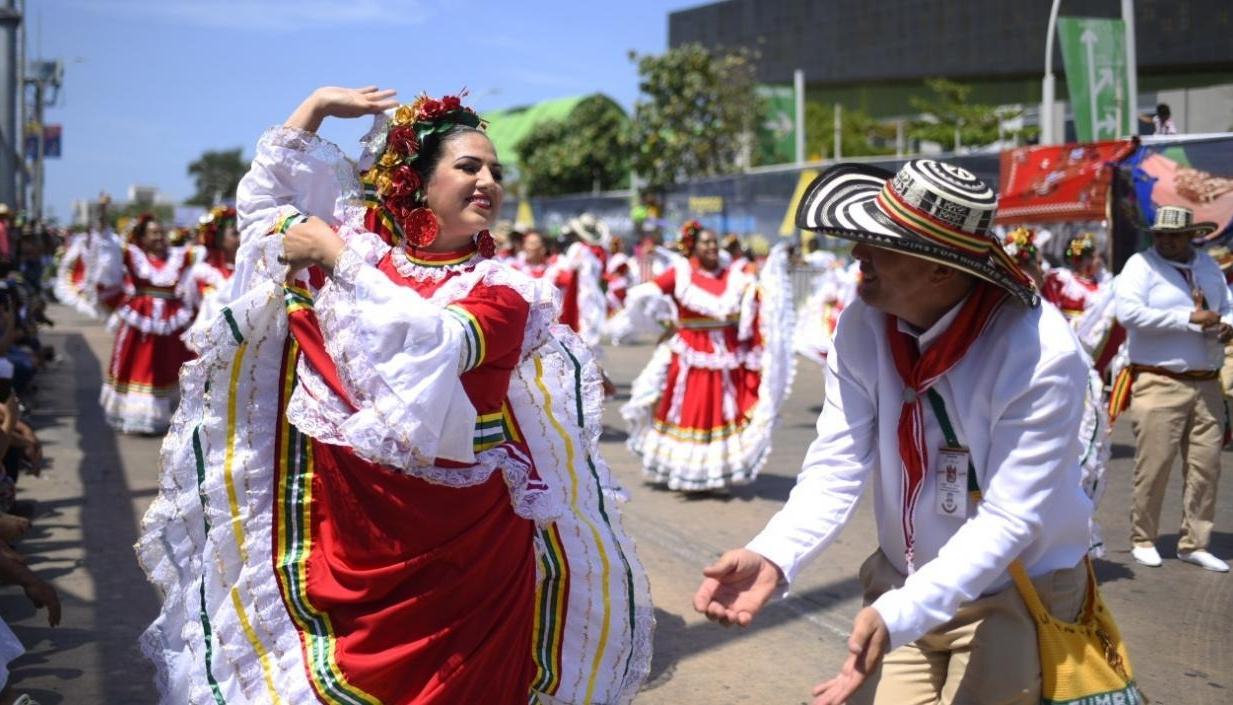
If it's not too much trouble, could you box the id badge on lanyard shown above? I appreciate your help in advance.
[935,446,970,518]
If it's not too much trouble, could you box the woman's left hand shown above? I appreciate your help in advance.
[282,216,345,272]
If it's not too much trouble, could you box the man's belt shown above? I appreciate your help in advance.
[1129,364,1219,381]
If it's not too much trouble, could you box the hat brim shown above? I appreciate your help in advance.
[1149,221,1219,238]
[795,164,1038,306]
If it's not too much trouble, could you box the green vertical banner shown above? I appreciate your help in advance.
[756,84,796,165]
[1058,17,1133,141]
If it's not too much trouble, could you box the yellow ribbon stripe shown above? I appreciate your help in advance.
[223,340,285,704]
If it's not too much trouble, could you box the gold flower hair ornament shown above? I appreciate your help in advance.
[1065,232,1096,261]
[1002,226,1038,265]
[362,93,486,248]
[197,205,237,248]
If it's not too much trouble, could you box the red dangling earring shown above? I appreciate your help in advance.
[476,230,495,258]
[402,207,440,248]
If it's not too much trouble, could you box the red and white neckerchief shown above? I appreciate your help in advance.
[886,282,1008,572]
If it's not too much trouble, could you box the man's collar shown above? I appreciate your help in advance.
[894,294,969,351]
[1147,246,1196,269]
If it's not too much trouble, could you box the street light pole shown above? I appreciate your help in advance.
[1040,0,1062,145]
[1122,0,1137,136]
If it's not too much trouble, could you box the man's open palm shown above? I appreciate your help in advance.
[692,548,782,627]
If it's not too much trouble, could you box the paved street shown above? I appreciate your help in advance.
[3,304,1231,704]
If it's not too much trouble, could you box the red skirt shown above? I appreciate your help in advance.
[273,319,537,705]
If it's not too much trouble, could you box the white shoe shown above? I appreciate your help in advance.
[1178,550,1230,572]
[1131,545,1162,567]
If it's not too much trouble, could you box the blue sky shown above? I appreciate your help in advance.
[37,0,698,221]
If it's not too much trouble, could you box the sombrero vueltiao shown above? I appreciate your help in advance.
[795,159,1038,306]
[1148,205,1217,238]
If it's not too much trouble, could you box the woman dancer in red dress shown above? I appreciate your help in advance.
[99,216,194,433]
[620,221,795,491]
[138,86,650,705]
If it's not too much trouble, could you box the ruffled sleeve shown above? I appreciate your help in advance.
[304,231,479,468]
[232,125,357,296]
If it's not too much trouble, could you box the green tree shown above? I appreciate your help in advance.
[516,96,630,196]
[629,43,761,191]
[186,147,247,206]
[803,102,897,160]
[908,78,1033,150]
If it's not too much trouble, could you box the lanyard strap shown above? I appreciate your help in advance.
[924,388,981,497]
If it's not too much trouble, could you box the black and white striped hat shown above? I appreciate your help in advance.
[1149,205,1217,237]
[795,160,1038,306]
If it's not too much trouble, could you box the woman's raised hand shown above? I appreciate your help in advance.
[312,86,399,119]
[286,86,399,133]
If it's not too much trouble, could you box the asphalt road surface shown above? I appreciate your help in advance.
[3,305,1230,704]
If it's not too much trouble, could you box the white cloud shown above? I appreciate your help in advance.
[65,0,433,31]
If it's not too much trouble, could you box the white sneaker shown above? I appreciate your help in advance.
[1178,550,1230,572]
[1131,545,1163,567]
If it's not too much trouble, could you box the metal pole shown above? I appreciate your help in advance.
[31,78,39,219]
[13,0,22,212]
[0,1,20,211]
[833,102,842,160]
[793,69,805,165]
[1122,0,1137,136]
[1041,0,1062,144]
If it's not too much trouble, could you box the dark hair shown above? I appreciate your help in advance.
[132,213,157,240]
[412,125,488,188]
[1156,103,1171,120]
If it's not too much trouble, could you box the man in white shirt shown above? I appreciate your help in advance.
[1115,205,1231,572]
[693,160,1096,705]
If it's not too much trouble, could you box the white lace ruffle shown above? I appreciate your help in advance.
[604,282,677,344]
[126,245,191,287]
[109,299,196,336]
[100,381,178,434]
[310,237,478,469]
[668,334,763,370]
[673,262,755,321]
[53,239,99,318]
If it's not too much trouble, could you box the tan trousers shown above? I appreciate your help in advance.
[849,550,1086,705]
[1129,371,1224,551]
[1221,345,1233,398]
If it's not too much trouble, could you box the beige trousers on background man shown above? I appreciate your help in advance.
[849,549,1086,705]
[1129,371,1223,552]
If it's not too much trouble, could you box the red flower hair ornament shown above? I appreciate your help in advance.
[678,219,704,255]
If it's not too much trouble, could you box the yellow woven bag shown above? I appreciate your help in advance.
[1008,558,1144,705]
[925,389,1144,704]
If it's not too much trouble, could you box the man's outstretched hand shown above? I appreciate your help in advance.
[692,548,782,628]
[810,607,890,705]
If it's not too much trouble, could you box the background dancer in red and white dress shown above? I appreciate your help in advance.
[513,227,607,351]
[54,196,116,318]
[618,220,795,492]
[795,241,856,367]
[605,235,637,315]
[183,205,239,339]
[1042,232,1105,320]
[1004,225,1111,556]
[53,227,96,317]
[98,215,195,434]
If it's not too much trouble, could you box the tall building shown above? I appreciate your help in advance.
[669,0,1233,137]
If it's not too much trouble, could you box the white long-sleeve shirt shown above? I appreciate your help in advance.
[746,296,1092,649]
[1114,247,1233,372]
